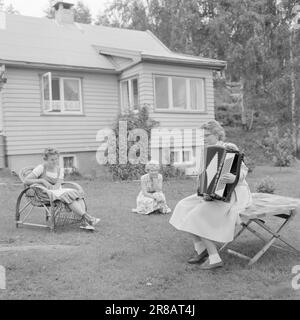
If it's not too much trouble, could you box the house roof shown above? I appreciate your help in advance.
[0,12,226,72]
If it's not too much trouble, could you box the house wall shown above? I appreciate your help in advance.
[3,63,216,175]
[0,89,5,168]
[118,62,215,175]
[0,89,3,133]
[2,67,120,173]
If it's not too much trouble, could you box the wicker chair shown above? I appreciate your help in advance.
[16,166,86,231]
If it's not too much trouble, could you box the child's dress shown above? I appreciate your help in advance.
[30,164,84,204]
[135,173,171,215]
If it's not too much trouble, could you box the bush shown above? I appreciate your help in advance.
[216,104,241,127]
[243,156,256,173]
[161,164,186,180]
[216,104,260,128]
[255,176,276,194]
[108,163,146,181]
[106,105,159,181]
[261,127,294,167]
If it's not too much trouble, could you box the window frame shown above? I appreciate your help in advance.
[120,76,139,113]
[170,147,194,166]
[153,74,207,113]
[59,154,78,174]
[41,72,83,115]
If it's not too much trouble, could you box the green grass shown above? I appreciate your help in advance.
[0,166,300,300]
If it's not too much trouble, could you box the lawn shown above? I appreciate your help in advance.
[0,165,300,300]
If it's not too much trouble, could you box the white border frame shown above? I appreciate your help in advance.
[170,147,194,166]
[59,154,78,173]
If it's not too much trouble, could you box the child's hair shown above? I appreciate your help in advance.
[145,160,160,172]
[43,147,59,160]
[201,120,225,141]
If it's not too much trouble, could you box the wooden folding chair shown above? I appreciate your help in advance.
[220,193,300,265]
[16,166,85,232]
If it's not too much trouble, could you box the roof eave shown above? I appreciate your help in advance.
[141,55,227,70]
[0,59,119,74]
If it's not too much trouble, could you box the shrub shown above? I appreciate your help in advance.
[261,127,294,167]
[243,156,256,173]
[161,164,186,180]
[216,104,241,127]
[255,176,276,194]
[107,105,159,180]
[108,163,146,181]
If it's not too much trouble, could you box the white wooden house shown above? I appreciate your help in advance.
[0,1,226,175]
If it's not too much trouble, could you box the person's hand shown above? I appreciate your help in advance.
[220,173,236,184]
[154,193,163,202]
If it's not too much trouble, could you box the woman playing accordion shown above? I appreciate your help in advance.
[169,120,252,270]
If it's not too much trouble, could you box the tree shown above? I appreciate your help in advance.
[96,0,149,29]
[44,0,56,18]
[0,0,19,14]
[5,4,19,14]
[73,1,92,24]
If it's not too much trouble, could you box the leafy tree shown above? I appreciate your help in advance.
[0,0,19,14]
[74,1,92,24]
[5,4,19,14]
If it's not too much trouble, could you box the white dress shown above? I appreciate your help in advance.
[169,146,253,243]
[135,174,171,215]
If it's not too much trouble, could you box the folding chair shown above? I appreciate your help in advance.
[220,193,300,265]
[16,166,86,232]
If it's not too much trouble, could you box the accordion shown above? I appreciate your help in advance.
[197,145,244,202]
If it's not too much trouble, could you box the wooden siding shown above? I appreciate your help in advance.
[2,67,120,156]
[3,63,216,157]
[0,90,3,133]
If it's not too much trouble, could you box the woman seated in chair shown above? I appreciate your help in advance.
[169,120,252,269]
[24,147,100,231]
[133,160,171,215]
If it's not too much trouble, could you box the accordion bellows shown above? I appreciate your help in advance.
[197,145,244,202]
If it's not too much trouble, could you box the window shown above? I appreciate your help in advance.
[170,148,194,165]
[120,77,139,112]
[60,155,77,173]
[190,79,205,111]
[172,78,187,109]
[42,72,83,114]
[154,76,206,112]
[155,76,169,109]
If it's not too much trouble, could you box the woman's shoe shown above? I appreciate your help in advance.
[80,221,95,231]
[91,217,101,226]
[187,250,208,264]
[80,224,95,231]
[199,259,224,270]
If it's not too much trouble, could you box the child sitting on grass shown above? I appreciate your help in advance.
[132,160,171,215]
